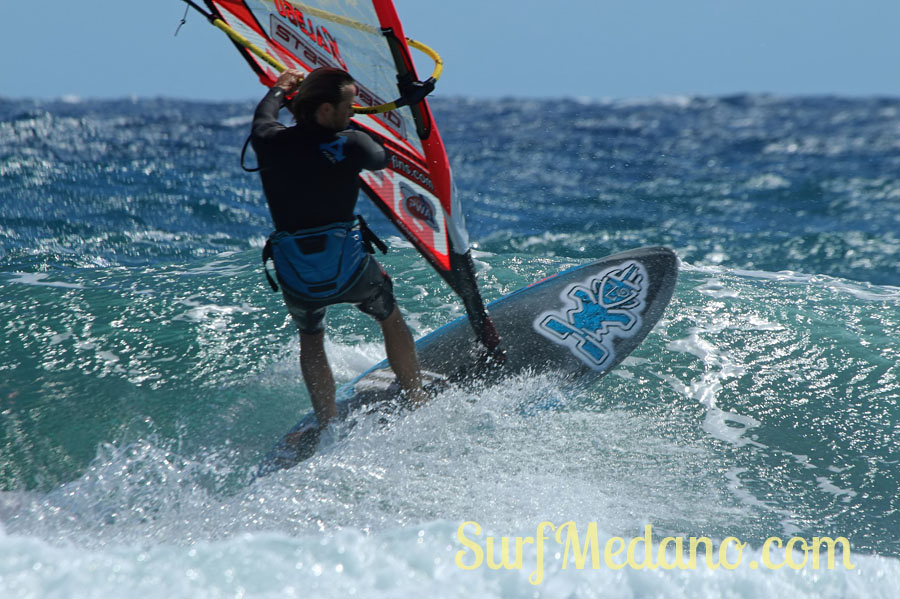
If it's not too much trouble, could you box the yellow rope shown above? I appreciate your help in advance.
[212,18,287,73]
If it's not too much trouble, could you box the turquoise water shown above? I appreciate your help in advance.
[1,94,898,597]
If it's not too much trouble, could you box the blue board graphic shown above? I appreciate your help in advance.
[535,261,649,369]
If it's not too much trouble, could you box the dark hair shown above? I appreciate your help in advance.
[289,67,355,124]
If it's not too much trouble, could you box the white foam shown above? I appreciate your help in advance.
[3,368,896,596]
[815,476,858,503]
[747,173,791,190]
[1,509,894,598]
[696,278,740,299]
[5,272,84,289]
[682,262,900,302]
[221,115,252,127]
[173,295,260,325]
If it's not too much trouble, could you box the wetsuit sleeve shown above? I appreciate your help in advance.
[251,87,287,142]
[350,130,389,171]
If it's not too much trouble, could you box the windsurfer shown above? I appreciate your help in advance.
[252,67,425,429]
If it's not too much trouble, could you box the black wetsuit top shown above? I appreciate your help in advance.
[250,87,388,232]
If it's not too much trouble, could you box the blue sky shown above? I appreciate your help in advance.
[2,0,898,101]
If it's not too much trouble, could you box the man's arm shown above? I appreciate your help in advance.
[351,130,389,171]
[251,70,304,142]
[251,87,287,141]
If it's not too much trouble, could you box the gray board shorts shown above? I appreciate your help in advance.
[281,257,396,334]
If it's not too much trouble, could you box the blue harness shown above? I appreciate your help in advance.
[263,217,387,300]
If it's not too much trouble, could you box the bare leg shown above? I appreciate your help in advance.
[299,330,337,428]
[379,306,425,404]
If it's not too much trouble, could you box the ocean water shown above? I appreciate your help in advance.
[1,93,898,598]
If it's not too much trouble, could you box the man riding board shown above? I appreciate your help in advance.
[252,67,424,430]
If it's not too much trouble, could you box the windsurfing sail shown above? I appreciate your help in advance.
[181,0,501,354]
